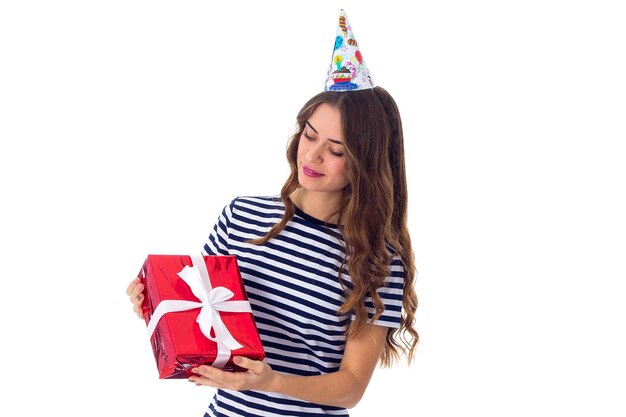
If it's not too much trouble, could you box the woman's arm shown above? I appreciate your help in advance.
[189,322,388,409]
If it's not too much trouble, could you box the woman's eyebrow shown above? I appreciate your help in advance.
[305,121,343,145]
[305,121,318,134]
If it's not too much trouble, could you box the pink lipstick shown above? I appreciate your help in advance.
[303,165,324,178]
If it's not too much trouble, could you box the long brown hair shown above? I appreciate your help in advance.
[250,86,418,366]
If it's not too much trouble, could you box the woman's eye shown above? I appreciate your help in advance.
[303,131,343,157]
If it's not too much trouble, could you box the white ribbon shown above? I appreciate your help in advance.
[146,255,252,368]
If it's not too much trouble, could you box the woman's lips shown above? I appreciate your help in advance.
[302,165,324,178]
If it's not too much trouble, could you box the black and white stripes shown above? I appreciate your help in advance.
[202,196,404,417]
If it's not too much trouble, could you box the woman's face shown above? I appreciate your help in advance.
[297,103,350,195]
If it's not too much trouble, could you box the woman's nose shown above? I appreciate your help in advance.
[305,143,323,163]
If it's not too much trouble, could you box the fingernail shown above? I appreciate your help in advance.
[233,356,243,364]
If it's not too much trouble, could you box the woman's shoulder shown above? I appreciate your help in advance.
[225,195,285,218]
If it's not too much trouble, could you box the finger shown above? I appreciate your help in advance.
[131,290,144,306]
[133,296,144,309]
[133,301,145,319]
[233,356,264,374]
[188,375,222,388]
[192,368,241,390]
[191,365,238,387]
[129,283,145,303]
[191,365,221,380]
[126,277,140,296]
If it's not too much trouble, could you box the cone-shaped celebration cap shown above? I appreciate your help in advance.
[324,10,374,92]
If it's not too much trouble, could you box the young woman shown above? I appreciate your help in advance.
[127,85,418,416]
[127,10,418,415]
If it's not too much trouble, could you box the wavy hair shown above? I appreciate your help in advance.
[249,86,418,366]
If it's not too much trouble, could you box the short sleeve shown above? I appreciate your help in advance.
[201,198,237,256]
[352,256,405,328]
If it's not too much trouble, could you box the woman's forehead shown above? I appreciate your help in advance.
[306,103,343,141]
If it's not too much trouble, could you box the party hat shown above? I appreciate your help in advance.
[324,10,374,92]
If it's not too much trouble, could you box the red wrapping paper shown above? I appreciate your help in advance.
[138,255,265,379]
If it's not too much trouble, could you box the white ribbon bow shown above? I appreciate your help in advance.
[146,255,252,368]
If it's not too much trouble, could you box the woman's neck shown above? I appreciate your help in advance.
[289,188,343,225]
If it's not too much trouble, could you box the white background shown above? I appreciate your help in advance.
[1,1,625,416]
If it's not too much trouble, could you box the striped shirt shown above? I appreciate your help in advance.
[201,196,404,417]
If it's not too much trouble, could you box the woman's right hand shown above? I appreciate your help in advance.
[126,277,145,319]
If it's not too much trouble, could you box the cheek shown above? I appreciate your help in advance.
[331,159,348,180]
[296,137,307,160]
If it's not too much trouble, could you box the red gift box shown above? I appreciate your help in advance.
[138,254,265,379]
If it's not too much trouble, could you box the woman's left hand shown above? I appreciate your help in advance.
[189,356,279,392]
